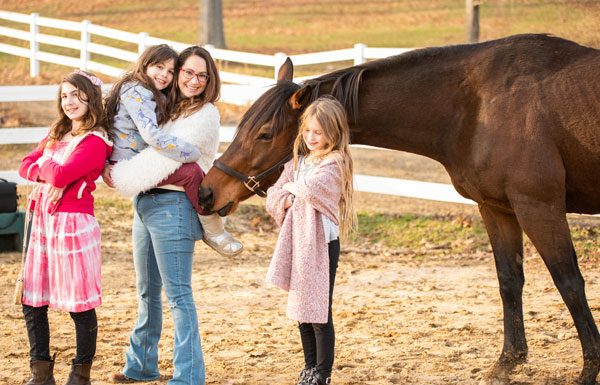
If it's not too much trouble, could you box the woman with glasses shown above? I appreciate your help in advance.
[109,46,243,258]
[110,46,227,385]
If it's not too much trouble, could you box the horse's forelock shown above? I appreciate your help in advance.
[237,67,366,149]
[238,82,300,148]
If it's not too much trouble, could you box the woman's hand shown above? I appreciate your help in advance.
[47,186,65,202]
[102,164,115,188]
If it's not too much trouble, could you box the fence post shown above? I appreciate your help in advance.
[138,32,149,54]
[80,20,91,70]
[29,13,39,78]
[466,0,480,43]
[273,52,288,82]
[204,44,215,54]
[354,43,366,65]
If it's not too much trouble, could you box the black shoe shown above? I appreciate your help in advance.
[296,367,315,385]
[310,371,331,385]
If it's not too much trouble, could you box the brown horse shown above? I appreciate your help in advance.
[200,34,600,384]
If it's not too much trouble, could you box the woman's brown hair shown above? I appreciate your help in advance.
[168,45,221,120]
[47,71,104,145]
[104,44,178,130]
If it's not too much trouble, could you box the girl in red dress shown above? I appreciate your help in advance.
[18,70,112,385]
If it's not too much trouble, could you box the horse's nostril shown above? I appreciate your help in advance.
[198,187,214,210]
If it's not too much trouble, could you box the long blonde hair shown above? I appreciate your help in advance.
[292,96,357,239]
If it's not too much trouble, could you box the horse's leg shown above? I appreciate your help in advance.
[479,205,527,384]
[513,199,600,385]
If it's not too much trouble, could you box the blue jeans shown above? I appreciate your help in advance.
[123,191,204,385]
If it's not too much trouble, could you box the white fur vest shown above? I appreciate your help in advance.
[111,103,220,196]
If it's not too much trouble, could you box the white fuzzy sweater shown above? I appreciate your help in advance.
[111,103,220,196]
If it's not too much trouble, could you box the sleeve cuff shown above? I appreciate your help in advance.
[282,183,299,197]
[25,163,40,181]
[35,155,51,168]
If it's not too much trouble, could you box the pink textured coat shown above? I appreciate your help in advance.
[266,153,342,323]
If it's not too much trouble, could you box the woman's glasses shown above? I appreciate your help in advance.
[179,68,209,83]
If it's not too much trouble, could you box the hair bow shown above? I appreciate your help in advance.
[74,70,103,87]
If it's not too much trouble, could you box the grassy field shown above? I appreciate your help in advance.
[1,0,600,84]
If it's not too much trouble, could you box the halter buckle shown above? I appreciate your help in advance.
[243,176,261,193]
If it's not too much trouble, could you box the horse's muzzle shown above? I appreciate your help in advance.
[198,186,214,212]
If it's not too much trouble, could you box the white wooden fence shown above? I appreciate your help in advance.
[0,9,476,207]
[0,124,476,205]
[0,10,413,84]
[1,11,597,216]
[0,83,268,106]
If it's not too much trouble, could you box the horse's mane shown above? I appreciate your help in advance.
[238,81,300,147]
[238,66,367,145]
[301,65,367,124]
[239,34,584,146]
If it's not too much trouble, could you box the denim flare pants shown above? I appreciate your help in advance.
[123,191,204,385]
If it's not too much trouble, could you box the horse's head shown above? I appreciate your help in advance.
[200,59,313,215]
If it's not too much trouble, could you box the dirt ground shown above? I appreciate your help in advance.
[0,183,598,385]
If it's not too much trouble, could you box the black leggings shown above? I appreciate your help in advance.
[298,239,340,379]
[22,305,97,364]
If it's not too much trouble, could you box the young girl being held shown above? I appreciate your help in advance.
[104,44,242,256]
[265,96,356,385]
[18,70,113,385]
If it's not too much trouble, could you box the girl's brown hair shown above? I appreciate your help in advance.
[292,96,357,239]
[47,71,104,145]
[104,44,178,130]
[168,45,221,120]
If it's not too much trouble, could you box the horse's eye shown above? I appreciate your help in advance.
[257,132,273,141]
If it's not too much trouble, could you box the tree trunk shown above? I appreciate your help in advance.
[200,0,226,48]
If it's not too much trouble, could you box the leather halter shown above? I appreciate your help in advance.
[212,154,292,198]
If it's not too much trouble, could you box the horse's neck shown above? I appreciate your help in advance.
[348,53,475,167]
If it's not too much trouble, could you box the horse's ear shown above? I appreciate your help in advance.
[277,58,294,83]
[289,85,312,110]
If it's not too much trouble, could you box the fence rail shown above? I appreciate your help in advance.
[2,10,590,214]
[4,128,597,218]
[0,83,269,106]
[0,10,413,84]
[0,125,476,206]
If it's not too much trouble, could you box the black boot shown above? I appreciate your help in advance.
[296,367,315,385]
[64,361,92,385]
[310,371,331,385]
[25,355,56,385]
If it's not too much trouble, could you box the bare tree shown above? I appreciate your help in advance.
[200,0,226,48]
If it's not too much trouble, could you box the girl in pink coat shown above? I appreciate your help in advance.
[18,70,112,385]
[266,96,357,385]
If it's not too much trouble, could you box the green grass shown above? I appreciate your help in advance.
[353,212,490,254]
[571,224,599,260]
[230,204,600,259]
[350,211,599,260]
